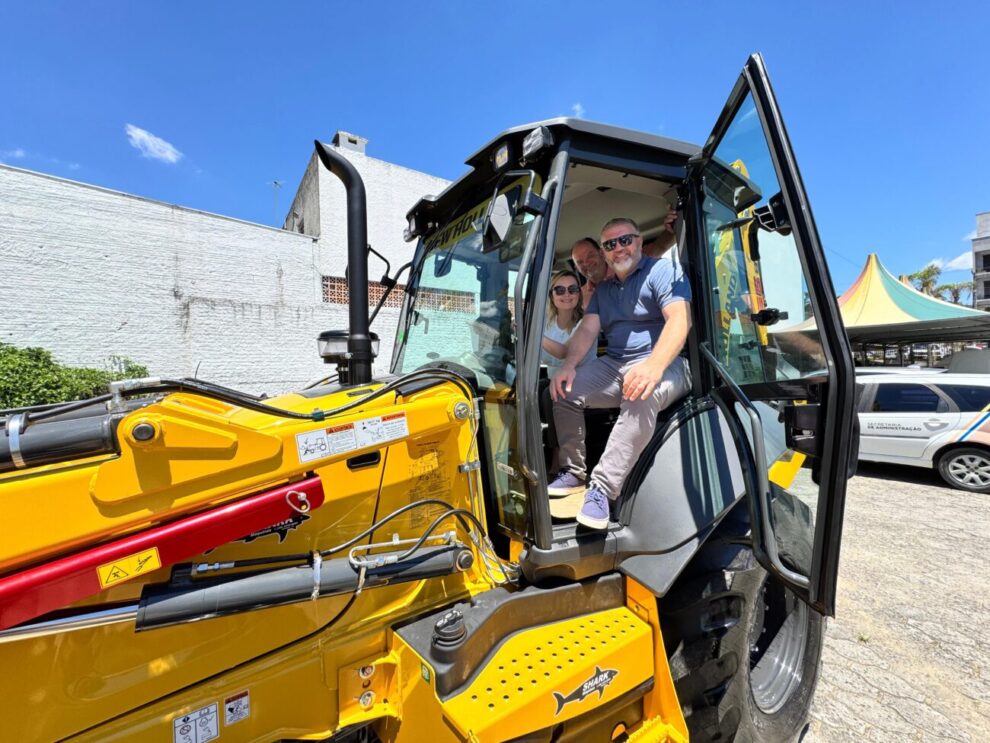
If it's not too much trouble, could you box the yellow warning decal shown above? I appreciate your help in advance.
[97,546,161,589]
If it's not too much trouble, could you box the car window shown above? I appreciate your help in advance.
[937,384,990,413]
[871,383,945,413]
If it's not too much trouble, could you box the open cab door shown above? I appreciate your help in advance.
[686,54,856,614]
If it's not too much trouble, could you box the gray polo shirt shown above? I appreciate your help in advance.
[586,255,691,361]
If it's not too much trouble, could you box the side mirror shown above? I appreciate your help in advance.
[481,193,514,253]
[733,184,762,212]
[478,170,546,254]
[753,192,792,235]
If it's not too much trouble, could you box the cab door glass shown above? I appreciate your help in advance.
[701,93,828,582]
[695,58,856,614]
[703,94,826,385]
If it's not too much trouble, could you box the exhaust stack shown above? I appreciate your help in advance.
[314,140,374,385]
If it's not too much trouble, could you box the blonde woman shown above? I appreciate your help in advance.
[541,270,597,369]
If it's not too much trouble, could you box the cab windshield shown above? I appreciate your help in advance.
[394,189,536,391]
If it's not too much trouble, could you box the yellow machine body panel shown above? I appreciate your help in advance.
[0,381,501,742]
[67,591,432,743]
[0,383,461,572]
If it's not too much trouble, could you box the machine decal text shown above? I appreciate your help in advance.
[552,666,618,715]
[295,412,409,464]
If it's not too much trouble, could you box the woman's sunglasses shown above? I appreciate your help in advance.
[552,285,581,296]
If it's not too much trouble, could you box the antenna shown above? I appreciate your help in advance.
[271,180,283,226]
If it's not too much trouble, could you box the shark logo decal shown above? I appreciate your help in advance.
[552,666,619,715]
[238,513,310,544]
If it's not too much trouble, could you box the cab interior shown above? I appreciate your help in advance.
[553,163,680,258]
[539,161,692,522]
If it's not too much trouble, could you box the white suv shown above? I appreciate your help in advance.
[858,373,990,492]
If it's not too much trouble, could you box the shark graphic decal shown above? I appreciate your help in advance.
[552,666,619,715]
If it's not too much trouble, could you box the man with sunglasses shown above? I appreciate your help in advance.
[548,216,692,530]
[571,209,677,308]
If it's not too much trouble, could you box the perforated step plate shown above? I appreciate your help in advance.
[440,606,654,742]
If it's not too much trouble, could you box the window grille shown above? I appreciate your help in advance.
[321,276,476,314]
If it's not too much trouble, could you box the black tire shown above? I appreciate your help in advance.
[660,538,823,743]
[937,447,990,493]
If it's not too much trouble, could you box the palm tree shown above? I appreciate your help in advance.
[909,264,942,296]
[936,281,974,305]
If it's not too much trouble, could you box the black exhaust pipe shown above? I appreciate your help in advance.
[314,140,374,385]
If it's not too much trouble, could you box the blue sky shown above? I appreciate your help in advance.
[2,1,987,292]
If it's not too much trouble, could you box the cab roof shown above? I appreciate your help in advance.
[406,118,701,235]
[464,117,699,168]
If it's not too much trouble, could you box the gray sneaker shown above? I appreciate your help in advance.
[548,471,586,497]
[576,487,610,530]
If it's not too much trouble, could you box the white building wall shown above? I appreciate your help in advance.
[0,133,451,396]
[972,211,990,309]
[283,156,320,236]
[0,165,386,394]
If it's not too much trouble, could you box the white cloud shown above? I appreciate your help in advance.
[944,250,973,271]
[0,147,80,170]
[927,258,945,269]
[571,102,585,119]
[125,124,182,164]
[963,229,977,241]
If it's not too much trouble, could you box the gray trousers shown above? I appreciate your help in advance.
[553,355,690,500]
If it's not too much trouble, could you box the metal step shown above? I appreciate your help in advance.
[440,606,653,741]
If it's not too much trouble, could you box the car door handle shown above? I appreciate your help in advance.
[924,419,948,429]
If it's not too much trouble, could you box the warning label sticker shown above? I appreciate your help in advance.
[224,690,250,726]
[173,703,219,743]
[296,412,409,464]
[97,546,161,589]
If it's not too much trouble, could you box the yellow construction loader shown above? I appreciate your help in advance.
[0,54,856,742]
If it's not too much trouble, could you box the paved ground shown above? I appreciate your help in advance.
[804,462,990,742]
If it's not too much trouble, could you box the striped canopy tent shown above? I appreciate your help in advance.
[788,253,990,343]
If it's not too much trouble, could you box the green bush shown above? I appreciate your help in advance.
[0,343,149,408]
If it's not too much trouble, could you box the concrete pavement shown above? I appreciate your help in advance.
[806,462,990,742]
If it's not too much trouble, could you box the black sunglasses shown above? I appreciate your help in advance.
[601,233,639,252]
[552,284,581,296]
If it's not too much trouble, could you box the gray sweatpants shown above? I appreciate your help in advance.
[553,355,690,500]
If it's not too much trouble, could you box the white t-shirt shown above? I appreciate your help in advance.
[542,318,597,369]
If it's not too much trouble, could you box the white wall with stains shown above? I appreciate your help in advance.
[0,136,449,395]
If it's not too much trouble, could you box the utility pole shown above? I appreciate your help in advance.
[271,180,283,227]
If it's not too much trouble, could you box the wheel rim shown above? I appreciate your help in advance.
[946,452,990,488]
[749,577,809,714]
